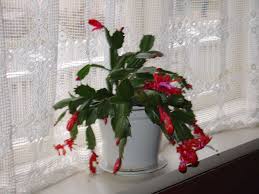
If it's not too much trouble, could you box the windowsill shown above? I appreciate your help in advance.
[37,127,259,194]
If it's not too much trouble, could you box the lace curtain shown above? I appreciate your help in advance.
[0,0,258,193]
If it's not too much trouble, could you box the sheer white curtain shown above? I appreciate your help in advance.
[0,0,258,193]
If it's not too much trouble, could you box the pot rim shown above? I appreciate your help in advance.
[132,106,144,111]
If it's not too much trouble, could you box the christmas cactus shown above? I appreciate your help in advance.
[53,19,211,174]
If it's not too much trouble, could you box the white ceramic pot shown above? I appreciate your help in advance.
[98,108,162,173]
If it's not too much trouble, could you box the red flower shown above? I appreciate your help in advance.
[103,117,108,125]
[66,112,79,131]
[113,158,122,174]
[158,106,174,135]
[186,84,192,89]
[54,144,66,156]
[115,138,120,146]
[176,125,211,173]
[88,19,104,31]
[64,138,75,151]
[178,161,187,173]
[170,139,176,145]
[177,142,199,168]
[144,73,182,96]
[89,151,98,174]
[193,124,205,136]
[76,77,81,81]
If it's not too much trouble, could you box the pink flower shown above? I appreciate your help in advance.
[144,73,182,96]
[158,106,174,135]
[66,112,79,131]
[88,19,104,31]
[89,151,98,174]
[113,158,122,174]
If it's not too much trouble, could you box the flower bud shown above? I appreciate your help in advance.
[113,158,122,174]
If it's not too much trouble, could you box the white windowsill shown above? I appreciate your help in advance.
[37,127,259,194]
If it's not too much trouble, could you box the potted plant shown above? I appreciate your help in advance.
[53,19,211,174]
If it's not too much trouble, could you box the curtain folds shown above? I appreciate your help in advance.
[0,0,258,193]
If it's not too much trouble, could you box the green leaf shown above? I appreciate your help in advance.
[70,123,78,140]
[110,96,127,104]
[85,108,98,125]
[114,103,132,116]
[97,100,111,118]
[114,52,135,69]
[138,66,157,74]
[117,79,134,100]
[106,78,113,93]
[115,116,131,138]
[68,97,85,114]
[110,48,119,69]
[77,65,90,80]
[109,68,135,81]
[167,95,185,107]
[119,138,127,158]
[171,109,195,125]
[111,30,125,49]
[95,88,111,100]
[145,90,162,105]
[145,107,160,124]
[126,57,146,69]
[86,126,96,150]
[136,51,163,59]
[135,72,153,80]
[139,35,155,52]
[133,90,148,105]
[130,78,145,88]
[78,100,91,112]
[74,85,95,98]
[105,28,112,47]
[54,110,67,126]
[173,120,193,142]
[53,98,71,110]
[77,64,111,80]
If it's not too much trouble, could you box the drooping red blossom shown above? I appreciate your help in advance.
[144,73,182,96]
[54,144,66,156]
[64,138,75,151]
[158,106,174,135]
[66,112,79,131]
[177,142,199,168]
[76,77,81,81]
[178,161,187,173]
[176,126,211,173]
[113,158,122,174]
[193,124,205,136]
[88,19,104,31]
[89,151,98,174]
[103,117,108,125]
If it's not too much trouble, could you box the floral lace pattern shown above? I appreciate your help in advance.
[0,0,258,193]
